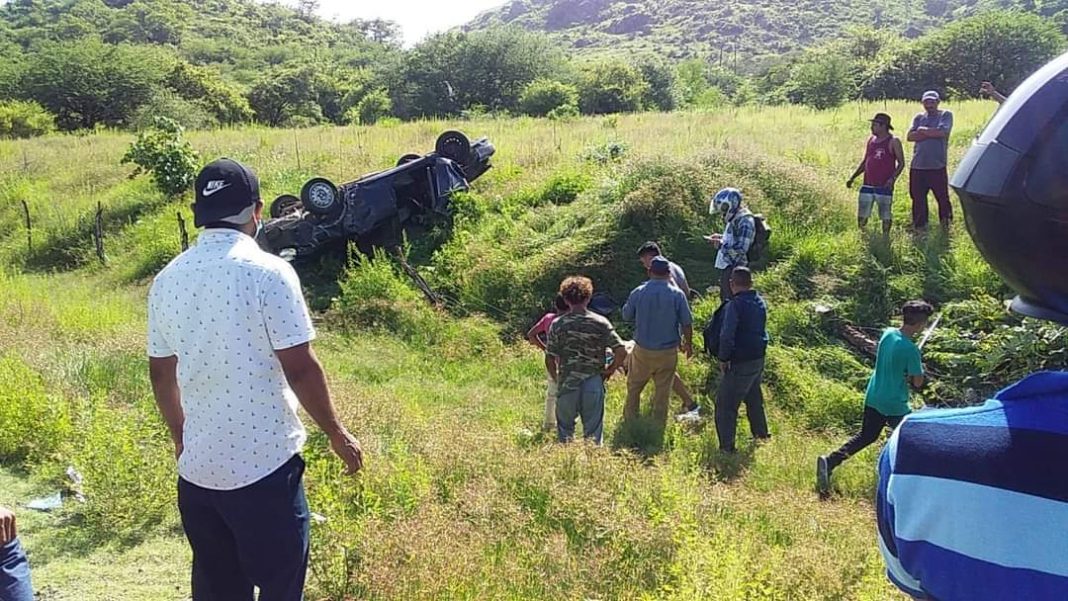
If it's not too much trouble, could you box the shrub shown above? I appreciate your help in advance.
[0,354,70,465]
[0,100,55,139]
[121,117,200,197]
[349,89,393,125]
[578,61,648,115]
[519,79,579,117]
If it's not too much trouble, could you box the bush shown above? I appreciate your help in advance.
[0,100,55,139]
[121,117,200,197]
[0,354,70,465]
[519,79,578,117]
[349,89,393,125]
[578,61,648,115]
[785,52,856,109]
[131,91,218,131]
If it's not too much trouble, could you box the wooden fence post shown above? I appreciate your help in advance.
[94,201,106,265]
[20,200,31,253]
[177,212,189,251]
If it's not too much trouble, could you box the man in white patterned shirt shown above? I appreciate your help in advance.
[148,158,363,601]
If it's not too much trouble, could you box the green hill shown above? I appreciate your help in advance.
[466,0,1059,63]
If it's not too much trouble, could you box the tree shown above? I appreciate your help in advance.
[17,40,169,130]
[518,79,578,117]
[247,65,323,126]
[866,11,1065,99]
[577,61,648,115]
[165,62,253,125]
[392,27,564,118]
[636,58,679,111]
[784,52,856,109]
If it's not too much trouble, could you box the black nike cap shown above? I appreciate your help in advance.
[192,158,261,228]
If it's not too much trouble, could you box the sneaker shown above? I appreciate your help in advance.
[675,405,702,423]
[817,456,831,497]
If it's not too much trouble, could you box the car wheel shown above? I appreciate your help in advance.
[269,194,302,219]
[435,130,471,164]
[300,178,340,217]
[397,153,421,166]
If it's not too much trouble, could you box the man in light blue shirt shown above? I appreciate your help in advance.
[622,256,693,429]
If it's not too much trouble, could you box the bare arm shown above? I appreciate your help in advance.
[527,322,547,351]
[847,157,865,186]
[681,324,694,358]
[276,343,363,474]
[891,138,906,179]
[603,344,627,379]
[149,355,184,459]
[906,130,926,142]
[547,354,559,382]
[909,374,926,390]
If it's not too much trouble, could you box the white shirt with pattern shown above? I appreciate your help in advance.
[147,229,315,490]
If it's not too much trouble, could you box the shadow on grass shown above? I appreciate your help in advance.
[610,416,667,459]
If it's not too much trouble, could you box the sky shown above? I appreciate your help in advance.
[310,0,508,46]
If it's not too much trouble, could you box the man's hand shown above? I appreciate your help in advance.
[846,177,856,189]
[979,81,997,97]
[0,507,16,545]
[705,233,723,247]
[681,340,693,359]
[329,430,364,475]
[174,440,183,462]
[884,176,897,189]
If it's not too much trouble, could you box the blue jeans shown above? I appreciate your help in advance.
[556,374,606,444]
[0,538,33,601]
[178,454,310,601]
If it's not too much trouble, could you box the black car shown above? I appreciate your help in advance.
[257,130,494,261]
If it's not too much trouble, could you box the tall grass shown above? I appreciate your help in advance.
[0,100,1058,599]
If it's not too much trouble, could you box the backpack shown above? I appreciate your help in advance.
[747,213,772,263]
[702,300,729,359]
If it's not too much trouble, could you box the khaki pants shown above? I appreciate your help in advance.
[624,345,679,426]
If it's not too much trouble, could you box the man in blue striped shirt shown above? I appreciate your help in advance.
[877,371,1068,600]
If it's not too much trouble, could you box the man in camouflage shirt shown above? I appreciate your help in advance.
[547,276,629,444]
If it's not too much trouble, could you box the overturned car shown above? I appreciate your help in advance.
[257,130,494,261]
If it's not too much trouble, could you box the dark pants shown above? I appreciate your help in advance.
[714,357,769,453]
[909,167,952,228]
[827,406,905,469]
[178,454,310,601]
[718,265,736,302]
[0,538,33,601]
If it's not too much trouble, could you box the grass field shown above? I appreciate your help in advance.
[1,100,1060,600]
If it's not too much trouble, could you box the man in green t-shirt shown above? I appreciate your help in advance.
[817,300,933,497]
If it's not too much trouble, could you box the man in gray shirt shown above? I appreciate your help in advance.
[906,90,954,230]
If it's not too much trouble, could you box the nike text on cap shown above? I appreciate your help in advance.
[192,158,261,228]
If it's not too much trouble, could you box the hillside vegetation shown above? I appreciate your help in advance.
[467,0,1068,60]
[1,0,1064,137]
[1,103,1065,599]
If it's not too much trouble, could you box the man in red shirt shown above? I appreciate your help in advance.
[847,113,906,236]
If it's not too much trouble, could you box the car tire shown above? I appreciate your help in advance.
[300,177,340,217]
[435,130,471,164]
[397,153,421,166]
[269,194,302,219]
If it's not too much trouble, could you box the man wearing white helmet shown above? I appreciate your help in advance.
[706,187,756,302]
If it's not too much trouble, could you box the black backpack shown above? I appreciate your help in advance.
[702,300,729,359]
[747,213,772,263]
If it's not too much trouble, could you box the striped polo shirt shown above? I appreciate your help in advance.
[876,371,1068,600]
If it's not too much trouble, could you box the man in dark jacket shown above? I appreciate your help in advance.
[714,267,770,453]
